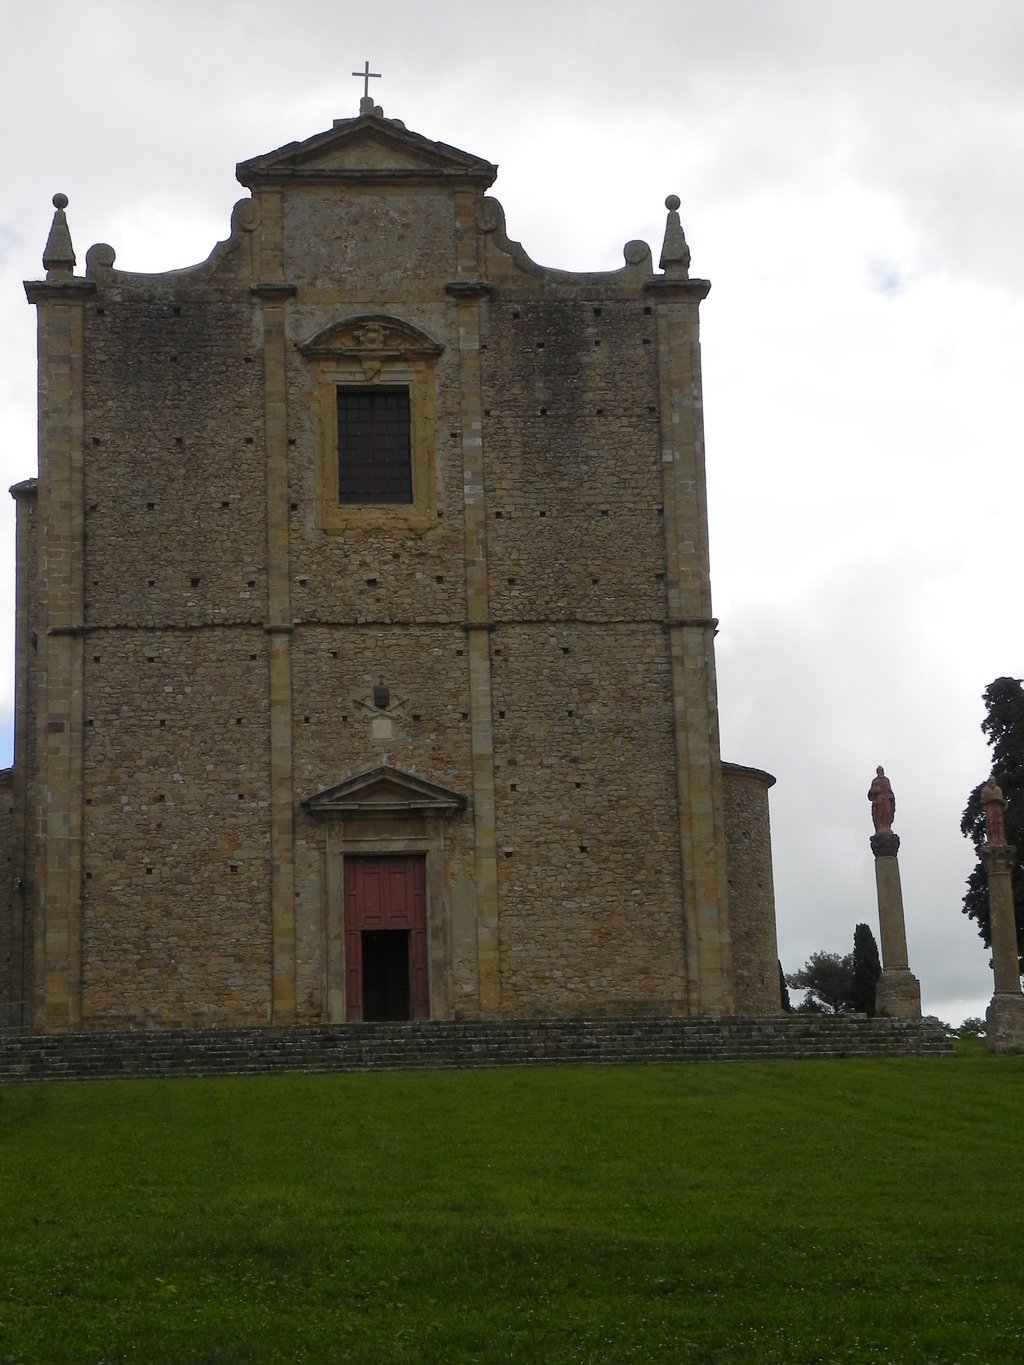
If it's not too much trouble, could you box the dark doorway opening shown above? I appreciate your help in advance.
[361,929,411,1021]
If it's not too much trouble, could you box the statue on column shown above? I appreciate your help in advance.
[866,764,920,1017]
[981,776,1008,846]
[868,766,896,835]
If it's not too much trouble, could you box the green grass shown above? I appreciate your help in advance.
[1,1055,1023,1363]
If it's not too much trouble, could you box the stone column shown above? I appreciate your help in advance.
[980,844,1024,1050]
[870,832,921,1017]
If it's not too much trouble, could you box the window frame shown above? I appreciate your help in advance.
[336,384,413,506]
[299,315,443,535]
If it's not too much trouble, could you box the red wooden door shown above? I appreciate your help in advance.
[344,855,428,1022]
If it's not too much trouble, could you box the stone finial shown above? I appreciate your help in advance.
[43,193,76,278]
[658,195,691,278]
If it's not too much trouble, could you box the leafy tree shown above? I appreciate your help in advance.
[786,951,855,1014]
[778,961,792,1013]
[960,677,1024,966]
[794,993,827,1015]
[851,923,882,1016]
[955,1017,987,1039]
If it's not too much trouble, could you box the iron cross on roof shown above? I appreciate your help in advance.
[352,61,381,100]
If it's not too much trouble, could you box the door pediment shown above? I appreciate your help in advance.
[303,765,467,819]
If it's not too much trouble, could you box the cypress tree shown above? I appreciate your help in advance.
[851,922,882,1015]
[779,960,792,1012]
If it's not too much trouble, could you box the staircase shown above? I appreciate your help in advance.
[0,1015,951,1082]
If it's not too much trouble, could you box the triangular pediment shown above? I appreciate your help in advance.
[303,765,467,819]
[237,115,497,189]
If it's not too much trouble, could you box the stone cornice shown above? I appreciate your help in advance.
[445,281,496,300]
[24,278,97,306]
[243,168,496,189]
[642,277,711,302]
[722,761,777,790]
[250,282,298,301]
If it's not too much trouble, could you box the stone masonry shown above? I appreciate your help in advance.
[1,98,780,1032]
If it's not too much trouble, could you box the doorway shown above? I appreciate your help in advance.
[361,930,411,1021]
[344,854,428,1021]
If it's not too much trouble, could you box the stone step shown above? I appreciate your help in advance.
[0,1016,952,1082]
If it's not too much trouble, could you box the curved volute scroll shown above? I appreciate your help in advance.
[477,193,652,283]
[85,242,117,282]
[477,194,654,285]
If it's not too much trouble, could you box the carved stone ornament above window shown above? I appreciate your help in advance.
[298,314,443,364]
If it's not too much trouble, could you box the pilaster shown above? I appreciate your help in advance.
[8,480,38,1028]
[253,281,298,1024]
[446,280,500,1015]
[253,190,284,285]
[649,278,733,1015]
[24,277,95,1030]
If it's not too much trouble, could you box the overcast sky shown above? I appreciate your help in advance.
[2,0,1021,1026]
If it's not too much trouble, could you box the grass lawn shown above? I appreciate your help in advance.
[0,1050,1022,1363]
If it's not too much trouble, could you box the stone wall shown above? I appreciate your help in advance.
[492,624,686,1014]
[479,296,666,623]
[80,631,273,1027]
[81,288,266,630]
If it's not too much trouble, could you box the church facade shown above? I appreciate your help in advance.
[0,96,779,1033]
